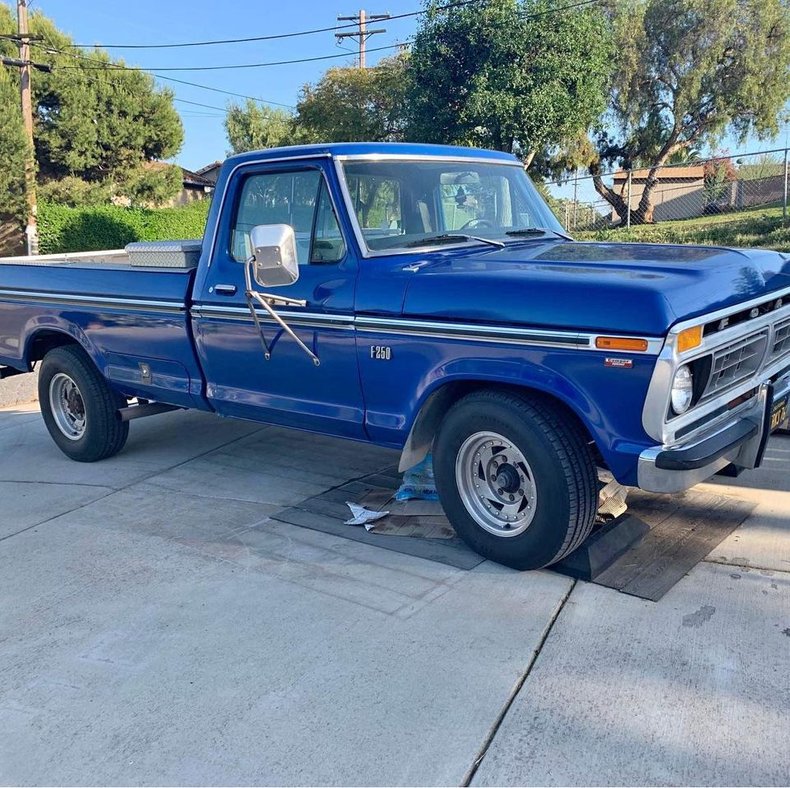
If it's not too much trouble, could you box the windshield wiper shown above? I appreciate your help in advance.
[404,233,505,249]
[506,227,573,240]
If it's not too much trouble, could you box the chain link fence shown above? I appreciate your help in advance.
[545,148,790,232]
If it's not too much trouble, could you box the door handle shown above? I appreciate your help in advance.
[213,284,237,296]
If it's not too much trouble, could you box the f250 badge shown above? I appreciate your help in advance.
[370,345,392,360]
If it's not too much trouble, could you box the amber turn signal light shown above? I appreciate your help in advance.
[677,325,703,353]
[595,336,649,352]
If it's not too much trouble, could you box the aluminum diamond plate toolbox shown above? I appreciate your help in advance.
[126,240,202,269]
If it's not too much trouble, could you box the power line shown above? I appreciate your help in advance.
[517,0,600,18]
[50,40,405,72]
[156,74,295,108]
[35,41,296,108]
[43,0,602,74]
[34,0,603,110]
[173,97,227,112]
[64,0,477,50]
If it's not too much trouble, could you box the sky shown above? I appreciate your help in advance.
[16,0,790,186]
[30,0,421,170]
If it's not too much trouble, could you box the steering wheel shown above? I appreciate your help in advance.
[460,218,496,230]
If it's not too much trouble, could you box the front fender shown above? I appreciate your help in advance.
[360,340,656,485]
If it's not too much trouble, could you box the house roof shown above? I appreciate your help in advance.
[180,167,214,188]
[613,166,705,182]
[196,160,223,175]
[144,161,214,188]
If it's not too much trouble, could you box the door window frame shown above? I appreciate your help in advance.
[225,164,347,268]
[203,155,353,276]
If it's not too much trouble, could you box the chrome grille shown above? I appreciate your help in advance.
[771,316,790,361]
[703,331,769,400]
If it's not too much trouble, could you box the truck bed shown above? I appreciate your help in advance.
[0,243,208,411]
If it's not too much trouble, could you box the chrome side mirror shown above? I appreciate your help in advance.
[247,224,299,287]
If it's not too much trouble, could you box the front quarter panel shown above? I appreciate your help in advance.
[357,328,658,485]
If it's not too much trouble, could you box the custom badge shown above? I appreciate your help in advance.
[604,357,634,368]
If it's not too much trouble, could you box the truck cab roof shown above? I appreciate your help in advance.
[223,142,521,168]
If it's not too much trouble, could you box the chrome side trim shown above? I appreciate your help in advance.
[356,316,587,349]
[0,288,186,314]
[191,307,662,353]
[191,305,354,329]
[0,248,128,266]
[357,316,661,353]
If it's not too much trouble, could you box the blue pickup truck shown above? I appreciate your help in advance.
[1,142,789,568]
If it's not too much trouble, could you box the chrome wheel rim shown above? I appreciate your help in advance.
[455,431,537,537]
[49,373,87,441]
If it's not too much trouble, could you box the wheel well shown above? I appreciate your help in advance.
[399,380,601,472]
[27,331,80,365]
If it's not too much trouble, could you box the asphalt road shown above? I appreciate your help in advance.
[0,402,788,786]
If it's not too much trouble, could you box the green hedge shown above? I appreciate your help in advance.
[38,200,211,254]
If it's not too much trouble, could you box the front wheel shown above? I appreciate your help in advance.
[434,390,597,570]
[38,345,129,462]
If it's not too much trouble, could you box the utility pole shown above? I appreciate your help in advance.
[18,0,38,255]
[336,9,390,69]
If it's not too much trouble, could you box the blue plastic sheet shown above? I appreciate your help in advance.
[395,453,439,501]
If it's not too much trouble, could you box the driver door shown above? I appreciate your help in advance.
[192,160,365,439]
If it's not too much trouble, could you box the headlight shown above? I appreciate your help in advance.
[671,365,694,414]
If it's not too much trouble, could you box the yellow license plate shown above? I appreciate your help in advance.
[770,397,789,431]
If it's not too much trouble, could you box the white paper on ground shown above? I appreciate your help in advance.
[344,502,390,531]
[597,477,629,519]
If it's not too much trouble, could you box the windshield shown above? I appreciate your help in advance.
[339,158,565,254]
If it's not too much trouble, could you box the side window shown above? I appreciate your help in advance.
[310,181,346,264]
[231,169,322,263]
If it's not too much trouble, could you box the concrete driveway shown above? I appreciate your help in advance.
[0,403,788,786]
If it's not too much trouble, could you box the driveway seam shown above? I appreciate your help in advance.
[0,479,113,490]
[461,578,577,786]
[0,425,269,545]
[703,557,790,575]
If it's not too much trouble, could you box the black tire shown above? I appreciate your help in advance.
[38,345,129,462]
[433,389,597,570]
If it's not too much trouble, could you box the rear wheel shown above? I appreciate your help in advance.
[434,390,597,569]
[38,345,129,462]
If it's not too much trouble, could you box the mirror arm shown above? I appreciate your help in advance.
[244,258,321,367]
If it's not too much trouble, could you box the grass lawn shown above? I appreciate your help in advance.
[575,205,790,252]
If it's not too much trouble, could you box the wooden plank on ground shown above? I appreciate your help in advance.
[594,494,754,601]
[271,505,482,570]
[270,468,754,599]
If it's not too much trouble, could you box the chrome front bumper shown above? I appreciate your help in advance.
[638,373,790,493]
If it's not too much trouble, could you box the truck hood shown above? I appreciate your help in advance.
[400,240,790,336]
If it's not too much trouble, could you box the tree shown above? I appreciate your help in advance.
[702,154,736,212]
[405,0,612,164]
[0,67,27,223]
[737,152,785,181]
[590,0,790,224]
[295,55,409,142]
[0,5,184,206]
[225,101,295,154]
